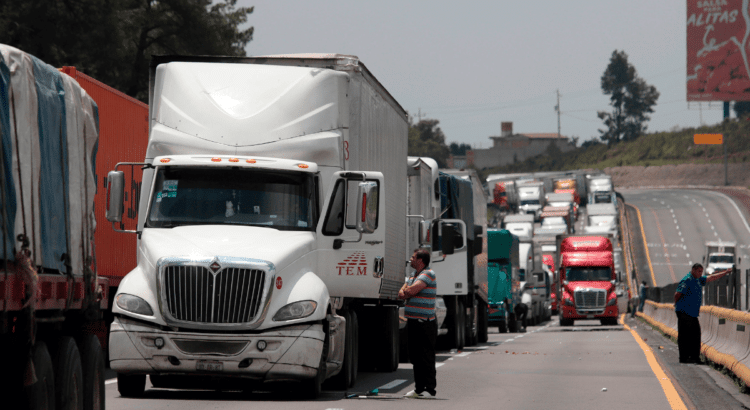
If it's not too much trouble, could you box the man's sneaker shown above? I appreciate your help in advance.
[418,391,436,399]
[403,390,423,398]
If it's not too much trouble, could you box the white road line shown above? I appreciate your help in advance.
[475,346,489,350]
[455,352,472,357]
[678,231,682,236]
[105,379,117,385]
[436,363,445,368]
[681,238,685,242]
[379,379,408,389]
[709,190,750,235]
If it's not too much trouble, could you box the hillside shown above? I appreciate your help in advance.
[479,118,750,185]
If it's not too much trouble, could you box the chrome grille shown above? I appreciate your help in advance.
[574,288,606,313]
[164,266,266,324]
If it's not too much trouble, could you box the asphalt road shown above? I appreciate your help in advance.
[103,318,692,410]
[620,189,750,307]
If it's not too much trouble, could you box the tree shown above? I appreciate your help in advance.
[408,119,451,167]
[734,101,750,118]
[597,50,659,145]
[449,142,472,156]
[0,0,253,101]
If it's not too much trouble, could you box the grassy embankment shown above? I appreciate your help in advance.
[478,118,750,180]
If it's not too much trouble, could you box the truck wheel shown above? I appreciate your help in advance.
[350,310,359,384]
[78,334,105,410]
[53,337,84,410]
[383,306,399,372]
[329,310,355,389]
[301,321,329,399]
[117,373,146,397]
[477,300,489,343]
[465,299,478,346]
[508,312,518,333]
[560,318,574,327]
[451,300,466,349]
[25,341,55,410]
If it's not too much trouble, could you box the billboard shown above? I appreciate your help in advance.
[687,0,750,101]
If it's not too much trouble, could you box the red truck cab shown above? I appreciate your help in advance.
[556,235,618,326]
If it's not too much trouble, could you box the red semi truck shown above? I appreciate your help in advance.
[555,235,618,326]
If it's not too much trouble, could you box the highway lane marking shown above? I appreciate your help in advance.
[105,379,117,385]
[631,203,658,287]
[651,208,677,282]
[708,190,750,235]
[619,315,688,410]
[455,352,472,357]
[435,363,445,368]
[378,379,408,389]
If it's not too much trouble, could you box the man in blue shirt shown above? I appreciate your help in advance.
[674,263,731,364]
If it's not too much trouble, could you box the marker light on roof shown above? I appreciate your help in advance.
[211,157,221,162]
[246,159,256,164]
[229,158,239,163]
[160,158,171,163]
[297,164,309,169]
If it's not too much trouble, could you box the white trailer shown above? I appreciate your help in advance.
[105,54,441,397]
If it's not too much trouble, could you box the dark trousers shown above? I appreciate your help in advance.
[407,318,437,394]
[677,311,701,361]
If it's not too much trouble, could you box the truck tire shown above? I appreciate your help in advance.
[329,310,356,389]
[117,373,146,397]
[383,306,399,372]
[465,299,478,346]
[53,337,84,410]
[451,300,466,349]
[477,300,489,343]
[350,310,359,383]
[508,312,518,333]
[78,334,105,410]
[301,319,329,399]
[559,317,574,326]
[25,341,55,410]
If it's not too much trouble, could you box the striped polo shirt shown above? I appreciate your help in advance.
[405,267,437,321]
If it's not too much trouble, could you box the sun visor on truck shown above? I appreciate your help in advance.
[148,62,348,163]
[439,172,475,240]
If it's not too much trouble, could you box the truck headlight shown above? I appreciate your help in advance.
[607,297,617,306]
[563,298,574,306]
[273,301,317,321]
[116,293,154,316]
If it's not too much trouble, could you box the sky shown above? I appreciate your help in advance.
[237,0,724,148]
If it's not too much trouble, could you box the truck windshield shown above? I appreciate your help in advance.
[146,167,317,231]
[565,267,611,281]
[520,200,540,205]
[594,193,612,203]
[709,255,734,264]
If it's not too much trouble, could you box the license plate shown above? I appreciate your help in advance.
[586,315,594,319]
[196,361,223,372]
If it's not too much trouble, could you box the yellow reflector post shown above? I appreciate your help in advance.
[694,134,723,144]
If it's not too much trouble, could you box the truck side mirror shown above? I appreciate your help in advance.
[106,171,125,223]
[355,181,378,234]
[441,223,456,255]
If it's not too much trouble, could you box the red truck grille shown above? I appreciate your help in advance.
[574,289,606,313]
[163,266,266,324]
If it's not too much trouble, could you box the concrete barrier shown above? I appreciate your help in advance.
[640,301,750,387]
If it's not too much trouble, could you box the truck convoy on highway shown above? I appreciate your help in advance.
[586,174,615,205]
[487,229,520,333]
[584,203,618,239]
[0,44,108,409]
[556,235,619,326]
[104,54,475,398]
[704,241,738,275]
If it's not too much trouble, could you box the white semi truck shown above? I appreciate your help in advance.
[518,181,545,222]
[104,54,455,397]
[704,241,738,275]
[586,174,615,205]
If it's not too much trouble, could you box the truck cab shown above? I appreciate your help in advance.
[556,235,618,326]
[517,182,545,222]
[704,241,738,274]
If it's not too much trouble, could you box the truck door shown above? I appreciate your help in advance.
[316,171,386,300]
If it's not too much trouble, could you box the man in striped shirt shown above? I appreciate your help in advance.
[399,249,437,398]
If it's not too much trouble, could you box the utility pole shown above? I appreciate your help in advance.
[415,108,426,124]
[555,89,561,138]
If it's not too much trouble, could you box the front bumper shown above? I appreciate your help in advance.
[109,316,324,380]
[560,304,618,319]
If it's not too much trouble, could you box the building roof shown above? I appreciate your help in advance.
[489,133,567,140]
